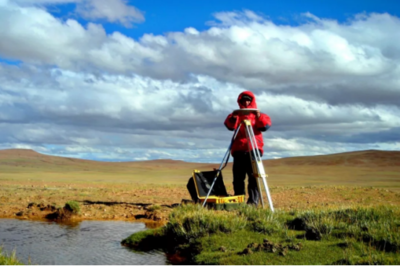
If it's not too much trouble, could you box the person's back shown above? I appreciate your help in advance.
[224,91,271,205]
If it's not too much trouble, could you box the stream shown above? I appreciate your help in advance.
[0,218,167,265]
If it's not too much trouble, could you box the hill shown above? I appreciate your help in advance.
[0,148,218,171]
[0,148,399,191]
[2,148,400,168]
[0,148,219,184]
[265,149,400,167]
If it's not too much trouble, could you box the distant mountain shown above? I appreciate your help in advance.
[1,148,399,168]
[1,148,399,190]
[0,149,217,172]
[0,148,43,158]
[265,150,400,167]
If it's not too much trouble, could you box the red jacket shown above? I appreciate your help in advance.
[224,91,271,156]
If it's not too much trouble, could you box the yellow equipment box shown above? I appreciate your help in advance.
[199,195,245,204]
[191,169,245,210]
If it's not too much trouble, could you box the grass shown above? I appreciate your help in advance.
[122,204,400,265]
[65,201,80,214]
[0,247,22,265]
[147,204,161,212]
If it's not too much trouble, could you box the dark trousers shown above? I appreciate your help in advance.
[232,151,260,206]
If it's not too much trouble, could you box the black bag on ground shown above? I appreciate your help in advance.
[187,177,200,203]
[187,170,229,203]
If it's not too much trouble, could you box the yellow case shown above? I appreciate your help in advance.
[199,195,245,204]
[192,169,245,204]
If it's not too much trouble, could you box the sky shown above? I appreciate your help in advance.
[0,0,400,163]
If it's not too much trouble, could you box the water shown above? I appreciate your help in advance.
[0,219,167,265]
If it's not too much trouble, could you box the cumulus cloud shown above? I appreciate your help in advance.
[10,0,144,27]
[1,64,398,161]
[12,0,79,5]
[0,1,399,162]
[1,5,399,95]
[75,0,144,27]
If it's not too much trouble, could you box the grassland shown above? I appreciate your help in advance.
[1,149,400,190]
[1,148,400,264]
[1,148,400,222]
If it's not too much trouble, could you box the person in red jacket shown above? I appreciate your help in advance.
[224,91,271,206]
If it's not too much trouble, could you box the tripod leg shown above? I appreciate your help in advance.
[243,119,274,212]
[256,177,265,208]
[202,124,241,207]
[261,174,274,212]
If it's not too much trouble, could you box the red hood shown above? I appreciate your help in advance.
[237,91,257,109]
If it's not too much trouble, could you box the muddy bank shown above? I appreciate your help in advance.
[0,182,191,224]
[5,200,176,225]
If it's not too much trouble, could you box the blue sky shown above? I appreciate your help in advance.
[0,0,400,162]
[47,0,400,39]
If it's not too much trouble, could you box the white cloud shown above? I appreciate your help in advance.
[0,2,399,162]
[9,0,144,27]
[75,0,144,27]
[1,65,399,162]
[1,3,399,84]
[11,0,79,5]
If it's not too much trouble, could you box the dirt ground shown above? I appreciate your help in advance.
[1,180,400,225]
[0,181,187,225]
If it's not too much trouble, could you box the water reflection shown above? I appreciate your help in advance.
[0,219,167,265]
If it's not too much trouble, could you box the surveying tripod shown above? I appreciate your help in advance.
[241,119,274,211]
[202,118,274,212]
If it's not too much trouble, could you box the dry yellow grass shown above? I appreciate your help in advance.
[1,148,399,222]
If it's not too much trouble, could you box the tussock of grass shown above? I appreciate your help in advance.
[236,205,285,235]
[166,204,248,241]
[292,206,400,251]
[147,204,161,212]
[122,205,400,265]
[0,247,22,265]
[121,228,164,251]
[65,200,80,214]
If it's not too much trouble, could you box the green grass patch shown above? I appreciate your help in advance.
[122,204,400,265]
[121,228,165,251]
[65,200,80,214]
[0,247,22,265]
[147,205,161,212]
[165,204,248,241]
[290,206,400,251]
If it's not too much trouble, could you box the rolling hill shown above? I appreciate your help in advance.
[1,148,399,169]
[265,149,400,167]
[0,149,399,191]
